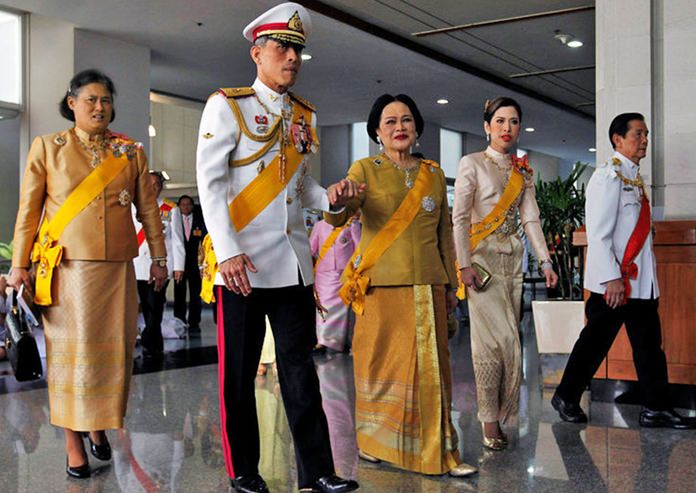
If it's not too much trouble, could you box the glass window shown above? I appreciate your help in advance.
[440,128,462,179]
[351,122,369,163]
[0,10,21,107]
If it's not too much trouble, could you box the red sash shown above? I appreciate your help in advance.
[137,202,173,247]
[620,194,651,299]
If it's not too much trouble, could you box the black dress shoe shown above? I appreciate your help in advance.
[86,433,112,461]
[303,475,359,493]
[66,457,91,479]
[231,474,270,493]
[552,392,588,423]
[639,408,696,429]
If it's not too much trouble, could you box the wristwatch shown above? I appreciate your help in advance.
[152,258,167,267]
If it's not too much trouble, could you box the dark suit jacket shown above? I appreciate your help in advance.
[181,208,207,272]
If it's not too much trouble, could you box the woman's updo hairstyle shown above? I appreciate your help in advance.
[367,93,424,144]
[483,96,522,124]
[59,69,117,122]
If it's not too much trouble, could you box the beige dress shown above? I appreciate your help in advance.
[452,147,550,423]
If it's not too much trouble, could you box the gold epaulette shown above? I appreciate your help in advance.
[611,157,622,167]
[289,92,315,112]
[212,87,256,100]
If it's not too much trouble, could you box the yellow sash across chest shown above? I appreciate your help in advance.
[199,100,313,303]
[315,223,349,270]
[32,152,131,306]
[340,161,438,315]
[456,167,525,300]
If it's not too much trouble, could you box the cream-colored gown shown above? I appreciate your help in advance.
[452,147,550,423]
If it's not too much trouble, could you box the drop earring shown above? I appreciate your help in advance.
[486,133,490,143]
[377,137,384,152]
[415,139,420,148]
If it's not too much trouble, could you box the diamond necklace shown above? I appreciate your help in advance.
[71,128,107,168]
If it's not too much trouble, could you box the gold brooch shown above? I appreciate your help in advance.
[202,132,214,139]
[118,189,132,206]
[54,135,67,146]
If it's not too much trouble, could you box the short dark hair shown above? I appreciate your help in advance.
[59,69,117,122]
[367,94,424,144]
[483,96,523,124]
[178,194,194,206]
[608,112,645,149]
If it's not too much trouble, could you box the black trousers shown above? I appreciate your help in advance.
[556,292,670,410]
[137,279,169,353]
[173,267,202,327]
[216,283,334,488]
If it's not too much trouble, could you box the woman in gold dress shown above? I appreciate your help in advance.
[325,94,476,478]
[452,97,558,450]
[8,69,167,478]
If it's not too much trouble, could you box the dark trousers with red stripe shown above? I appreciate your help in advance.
[215,283,334,488]
[556,292,671,410]
[137,280,169,353]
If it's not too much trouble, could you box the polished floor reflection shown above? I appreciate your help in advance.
[1,309,696,492]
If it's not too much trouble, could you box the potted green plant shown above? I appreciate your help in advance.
[531,162,589,355]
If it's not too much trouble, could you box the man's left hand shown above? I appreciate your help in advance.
[327,179,367,207]
[174,271,184,283]
[150,264,168,292]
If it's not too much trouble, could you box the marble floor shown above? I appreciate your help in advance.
[1,307,696,493]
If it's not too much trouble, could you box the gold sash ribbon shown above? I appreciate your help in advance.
[32,152,131,305]
[315,223,349,270]
[456,167,525,300]
[340,162,437,315]
[199,103,312,303]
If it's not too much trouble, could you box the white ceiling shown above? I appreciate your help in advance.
[1,0,597,164]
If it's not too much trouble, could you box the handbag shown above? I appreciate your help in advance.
[4,289,43,382]
[472,262,492,290]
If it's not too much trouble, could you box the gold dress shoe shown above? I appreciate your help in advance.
[481,424,508,451]
[358,449,381,463]
[448,462,478,477]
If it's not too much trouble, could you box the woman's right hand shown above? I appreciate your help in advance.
[8,267,33,294]
[460,267,482,292]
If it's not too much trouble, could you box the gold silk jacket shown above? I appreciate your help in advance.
[324,154,458,288]
[452,147,550,268]
[12,127,166,268]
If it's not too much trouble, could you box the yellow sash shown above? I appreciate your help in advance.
[315,223,349,270]
[456,167,525,300]
[199,103,312,303]
[340,162,437,315]
[32,153,131,306]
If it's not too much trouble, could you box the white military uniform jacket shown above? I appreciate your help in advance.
[196,78,330,288]
[132,198,185,280]
[584,151,659,299]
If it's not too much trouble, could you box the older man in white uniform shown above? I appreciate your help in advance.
[196,3,361,493]
[552,113,695,429]
[133,171,185,357]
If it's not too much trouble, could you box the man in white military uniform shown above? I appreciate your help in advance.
[552,113,695,429]
[196,3,361,493]
[133,171,185,357]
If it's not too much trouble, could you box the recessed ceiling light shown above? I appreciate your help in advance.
[436,98,449,105]
[301,53,312,61]
[567,39,583,48]
[524,127,535,132]
[588,147,596,152]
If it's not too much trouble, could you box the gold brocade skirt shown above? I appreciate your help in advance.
[467,234,523,423]
[353,285,460,475]
[42,259,138,431]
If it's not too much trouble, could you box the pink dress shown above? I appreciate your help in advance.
[309,219,361,351]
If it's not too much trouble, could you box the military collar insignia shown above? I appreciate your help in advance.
[202,132,214,139]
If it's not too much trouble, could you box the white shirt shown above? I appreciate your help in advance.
[132,198,185,280]
[584,151,659,298]
[196,78,330,288]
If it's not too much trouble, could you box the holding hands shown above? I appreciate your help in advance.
[327,179,366,207]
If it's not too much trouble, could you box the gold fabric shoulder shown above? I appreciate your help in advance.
[289,92,316,112]
[218,87,255,99]
[422,159,440,168]
[47,130,70,148]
